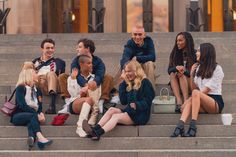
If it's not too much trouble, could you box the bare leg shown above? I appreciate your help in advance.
[191,89,218,120]
[179,75,189,102]
[170,73,182,105]
[98,107,122,127]
[180,98,192,122]
[102,112,133,132]
[72,97,94,114]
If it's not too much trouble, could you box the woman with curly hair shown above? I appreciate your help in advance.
[168,32,196,113]
[171,43,224,137]
[82,60,155,140]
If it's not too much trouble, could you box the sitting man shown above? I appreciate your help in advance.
[59,38,113,117]
[120,25,156,88]
[33,38,66,114]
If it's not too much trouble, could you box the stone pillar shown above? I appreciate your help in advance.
[103,0,122,32]
[173,0,189,32]
[6,0,42,34]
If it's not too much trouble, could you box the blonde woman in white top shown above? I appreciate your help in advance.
[171,43,224,137]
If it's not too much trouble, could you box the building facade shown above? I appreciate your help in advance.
[1,0,236,34]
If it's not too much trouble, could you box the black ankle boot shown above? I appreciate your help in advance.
[175,104,181,113]
[170,120,185,137]
[92,126,105,141]
[185,120,197,137]
[185,127,197,137]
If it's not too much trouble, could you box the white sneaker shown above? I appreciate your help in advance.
[98,99,104,114]
[110,95,120,104]
[58,106,70,114]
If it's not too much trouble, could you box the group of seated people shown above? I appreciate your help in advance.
[10,25,224,150]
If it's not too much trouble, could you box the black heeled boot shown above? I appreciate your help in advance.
[82,120,104,141]
[175,104,181,113]
[185,120,197,137]
[45,92,56,114]
[91,125,104,141]
[170,120,185,137]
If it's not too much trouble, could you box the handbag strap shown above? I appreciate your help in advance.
[7,88,16,102]
[159,87,170,97]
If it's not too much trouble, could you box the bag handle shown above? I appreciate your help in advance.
[6,89,16,102]
[159,87,170,99]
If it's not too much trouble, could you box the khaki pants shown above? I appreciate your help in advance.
[58,73,113,101]
[37,71,58,95]
[142,61,156,88]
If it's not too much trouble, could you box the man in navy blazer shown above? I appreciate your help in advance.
[33,38,66,114]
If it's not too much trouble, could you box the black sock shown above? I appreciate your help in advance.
[190,119,197,129]
[50,93,56,110]
[177,120,184,129]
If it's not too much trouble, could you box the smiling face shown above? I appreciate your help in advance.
[131,26,146,46]
[124,66,136,81]
[196,48,201,62]
[41,42,55,60]
[176,34,186,50]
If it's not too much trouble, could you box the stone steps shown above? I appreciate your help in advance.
[0,150,235,157]
[0,137,235,150]
[0,114,233,126]
[0,125,235,138]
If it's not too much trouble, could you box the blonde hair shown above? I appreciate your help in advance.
[124,60,146,91]
[22,61,35,70]
[16,69,35,87]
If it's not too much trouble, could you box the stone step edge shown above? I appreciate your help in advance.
[1,136,236,139]
[0,149,235,153]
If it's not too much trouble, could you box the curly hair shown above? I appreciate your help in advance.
[169,32,196,71]
[124,60,146,92]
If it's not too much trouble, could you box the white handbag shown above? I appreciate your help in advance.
[152,87,176,113]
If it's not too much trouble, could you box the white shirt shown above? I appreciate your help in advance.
[194,65,224,95]
[25,86,39,111]
[34,60,56,75]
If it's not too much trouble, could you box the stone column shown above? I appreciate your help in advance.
[173,0,189,32]
[103,0,122,32]
[6,0,42,34]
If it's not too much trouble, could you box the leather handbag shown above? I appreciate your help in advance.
[1,89,16,116]
[152,87,176,113]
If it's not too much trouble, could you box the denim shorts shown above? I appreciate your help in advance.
[208,94,224,113]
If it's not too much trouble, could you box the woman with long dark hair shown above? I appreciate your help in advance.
[168,32,196,113]
[170,43,224,137]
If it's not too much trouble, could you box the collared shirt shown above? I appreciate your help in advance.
[24,85,39,111]
[34,58,56,75]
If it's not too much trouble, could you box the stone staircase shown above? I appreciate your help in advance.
[0,32,236,157]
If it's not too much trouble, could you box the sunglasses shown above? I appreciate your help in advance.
[133,33,143,36]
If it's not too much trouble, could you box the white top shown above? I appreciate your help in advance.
[64,73,95,105]
[34,61,56,75]
[194,65,224,95]
[25,85,39,111]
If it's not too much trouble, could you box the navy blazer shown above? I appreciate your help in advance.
[119,78,155,125]
[32,57,66,76]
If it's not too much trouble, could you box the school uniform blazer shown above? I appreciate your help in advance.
[119,78,155,125]
[71,55,105,86]
[32,57,66,76]
[10,85,42,122]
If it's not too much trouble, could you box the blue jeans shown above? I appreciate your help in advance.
[11,112,41,139]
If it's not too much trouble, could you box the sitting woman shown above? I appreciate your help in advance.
[171,43,224,137]
[82,60,155,140]
[10,68,52,150]
[168,32,196,113]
